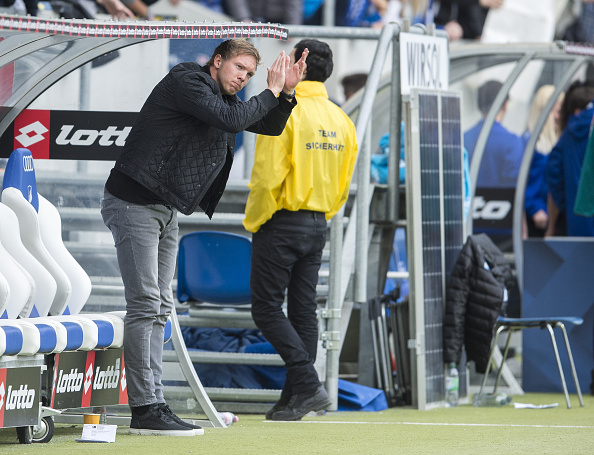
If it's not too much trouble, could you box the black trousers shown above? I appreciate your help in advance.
[250,209,327,396]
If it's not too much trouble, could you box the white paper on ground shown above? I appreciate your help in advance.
[76,424,118,443]
[513,402,559,409]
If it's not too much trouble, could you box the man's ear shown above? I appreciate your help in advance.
[213,54,222,68]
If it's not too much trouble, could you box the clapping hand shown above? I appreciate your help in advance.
[284,48,308,95]
[266,51,289,97]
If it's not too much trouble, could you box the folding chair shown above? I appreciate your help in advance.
[479,316,584,408]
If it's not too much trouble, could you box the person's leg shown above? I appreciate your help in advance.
[286,215,326,366]
[250,213,319,396]
[152,209,178,404]
[101,193,172,407]
[266,213,332,420]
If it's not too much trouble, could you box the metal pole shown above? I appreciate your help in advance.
[326,207,343,410]
[322,0,335,26]
[353,23,400,306]
[387,31,401,222]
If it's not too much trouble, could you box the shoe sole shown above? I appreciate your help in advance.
[176,419,205,435]
[129,428,198,436]
[271,397,332,421]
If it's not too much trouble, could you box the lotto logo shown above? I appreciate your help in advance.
[84,362,94,394]
[15,121,48,148]
[13,110,51,159]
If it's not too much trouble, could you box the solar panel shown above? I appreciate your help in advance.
[406,89,464,408]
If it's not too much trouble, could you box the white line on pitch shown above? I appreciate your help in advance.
[265,421,594,429]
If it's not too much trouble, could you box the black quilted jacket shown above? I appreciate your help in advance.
[443,234,514,373]
[114,62,295,217]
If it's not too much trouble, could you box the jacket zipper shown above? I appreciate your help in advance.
[156,137,180,175]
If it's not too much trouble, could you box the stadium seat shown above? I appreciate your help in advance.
[177,230,253,306]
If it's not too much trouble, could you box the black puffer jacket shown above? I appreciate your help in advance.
[443,234,514,373]
[115,62,295,216]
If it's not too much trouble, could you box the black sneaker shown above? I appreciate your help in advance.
[129,403,197,436]
[271,386,332,421]
[265,396,290,420]
[159,403,204,435]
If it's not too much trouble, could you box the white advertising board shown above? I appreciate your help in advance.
[399,33,449,95]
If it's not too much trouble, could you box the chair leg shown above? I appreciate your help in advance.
[557,322,584,407]
[169,310,227,428]
[545,323,571,409]
[480,324,506,395]
[493,329,515,393]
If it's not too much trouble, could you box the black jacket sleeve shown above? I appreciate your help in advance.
[443,237,473,364]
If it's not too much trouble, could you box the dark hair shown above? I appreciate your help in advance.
[341,72,368,100]
[293,39,333,83]
[477,80,505,116]
[206,39,261,67]
[559,79,594,131]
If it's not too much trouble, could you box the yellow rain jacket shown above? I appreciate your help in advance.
[243,81,358,233]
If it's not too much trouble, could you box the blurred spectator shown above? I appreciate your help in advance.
[223,0,303,24]
[523,85,563,237]
[0,0,37,15]
[341,72,368,101]
[562,0,594,43]
[304,0,427,27]
[465,79,524,188]
[545,80,594,236]
[434,0,503,41]
[121,0,179,19]
[574,122,594,218]
[465,79,524,251]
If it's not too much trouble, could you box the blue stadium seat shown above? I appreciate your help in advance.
[177,231,252,305]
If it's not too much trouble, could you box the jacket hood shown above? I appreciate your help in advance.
[567,105,594,141]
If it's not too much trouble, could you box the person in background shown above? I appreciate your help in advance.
[244,39,358,422]
[434,0,503,41]
[465,79,524,188]
[340,72,368,102]
[523,85,564,237]
[101,39,307,436]
[545,79,594,237]
[223,0,303,24]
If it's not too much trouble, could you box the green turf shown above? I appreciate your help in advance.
[1,393,593,454]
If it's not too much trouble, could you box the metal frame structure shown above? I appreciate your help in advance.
[449,41,594,290]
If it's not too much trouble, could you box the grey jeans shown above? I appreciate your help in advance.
[100,190,179,407]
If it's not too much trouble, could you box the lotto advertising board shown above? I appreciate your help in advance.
[0,366,42,428]
[0,109,137,161]
[51,349,127,409]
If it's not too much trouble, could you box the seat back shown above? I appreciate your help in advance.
[177,231,252,305]
[38,194,91,315]
[2,148,74,315]
[0,220,35,318]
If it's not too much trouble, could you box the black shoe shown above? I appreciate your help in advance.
[130,403,197,436]
[265,396,290,420]
[159,403,204,435]
[271,386,332,421]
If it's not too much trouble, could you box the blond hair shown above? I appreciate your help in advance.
[526,85,564,155]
